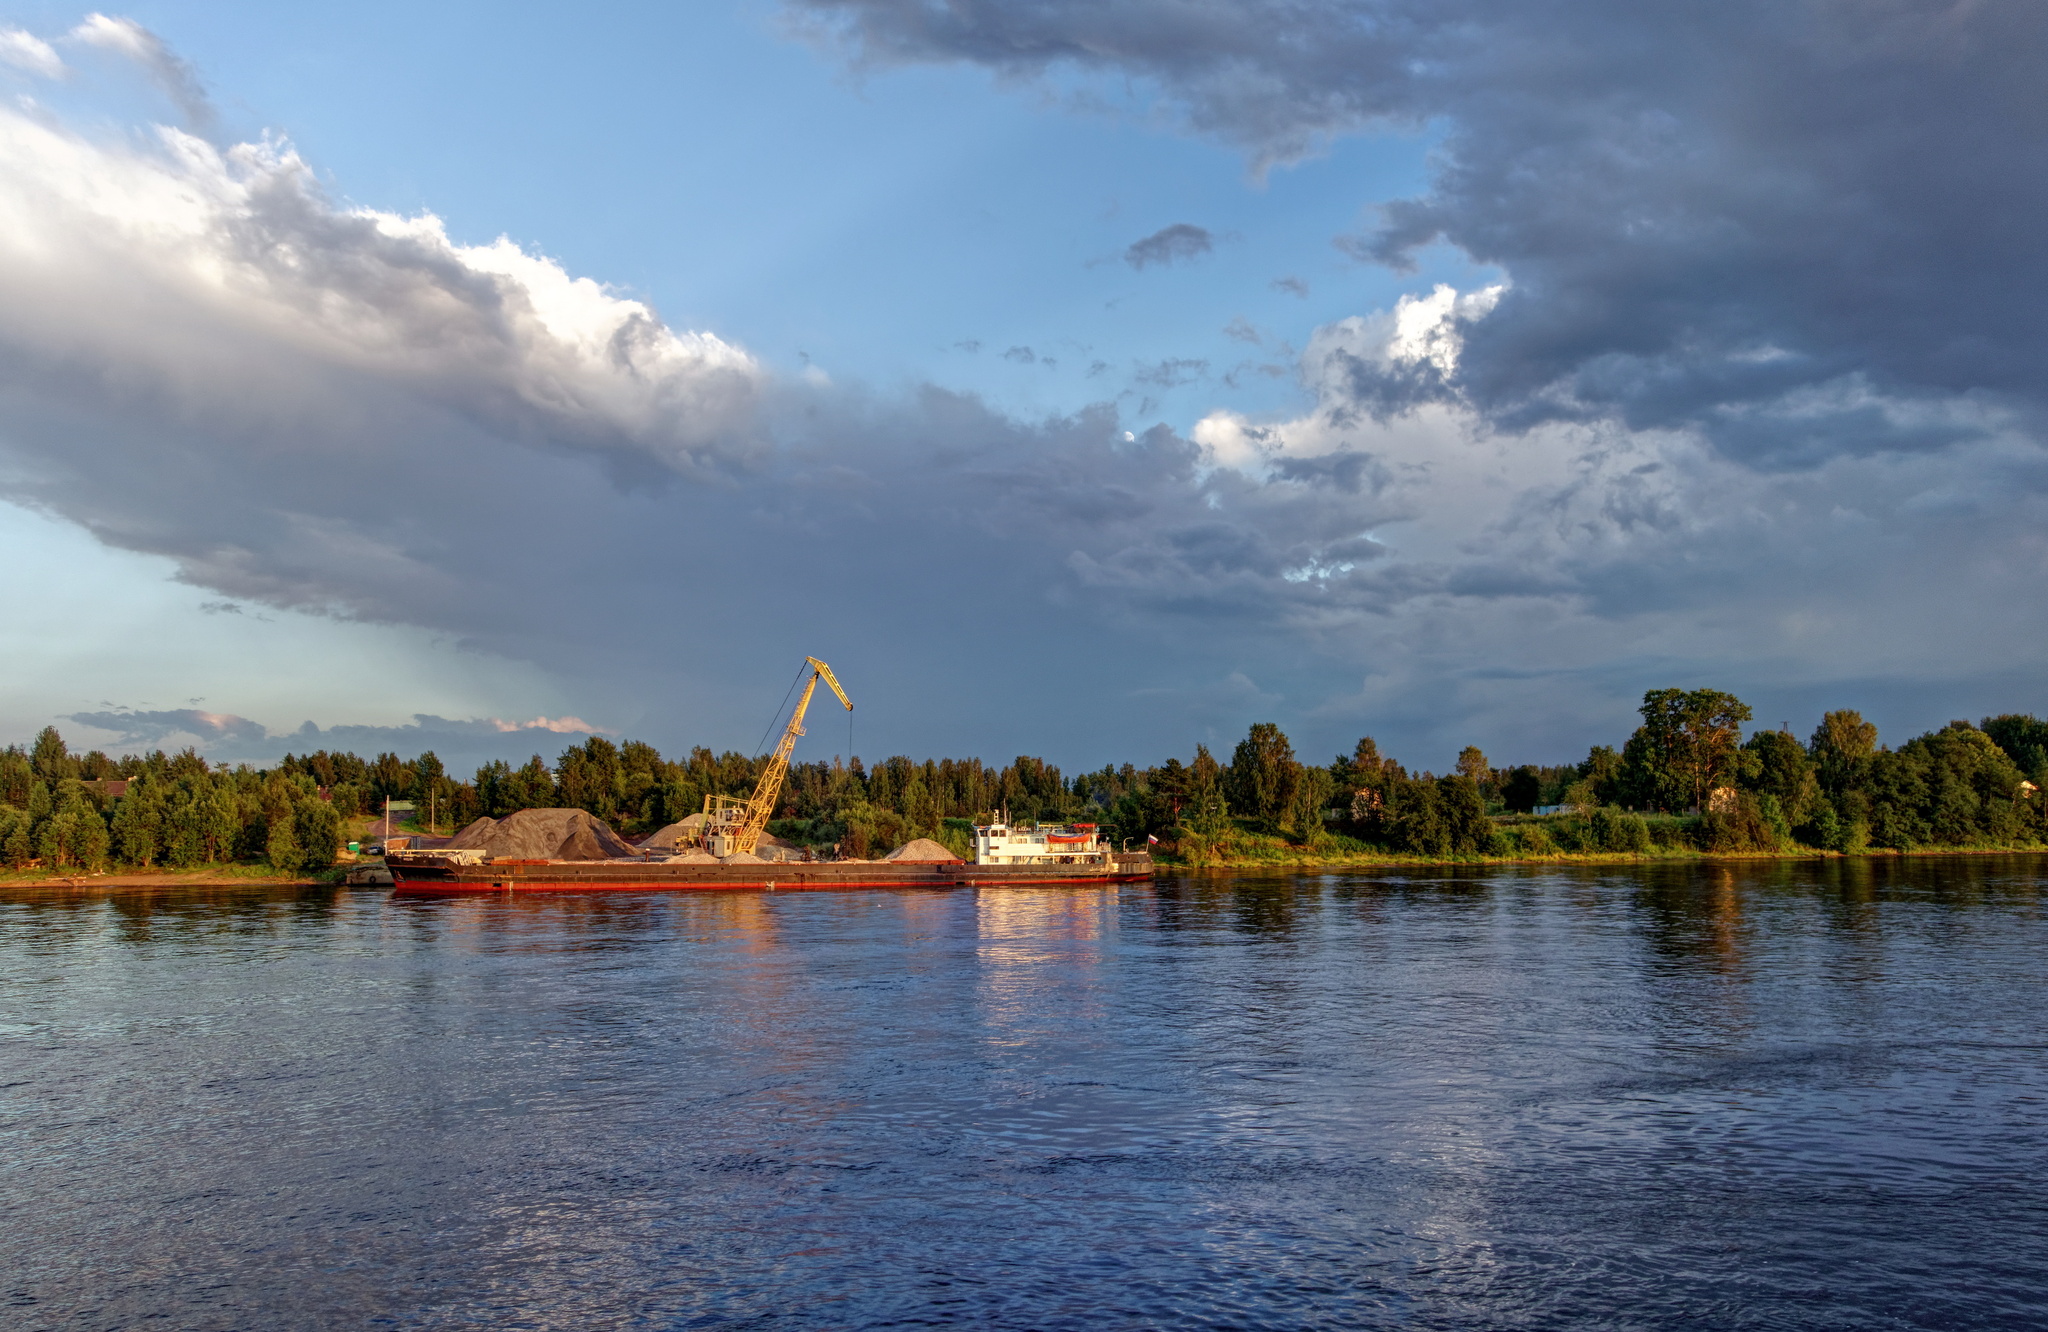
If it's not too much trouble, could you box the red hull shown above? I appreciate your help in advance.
[389,855,1155,895]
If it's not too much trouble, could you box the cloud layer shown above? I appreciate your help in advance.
[2,10,2047,769]
[794,0,2048,464]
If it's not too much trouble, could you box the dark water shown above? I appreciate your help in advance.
[4,861,2047,1330]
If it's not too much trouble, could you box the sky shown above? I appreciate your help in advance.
[0,0,2043,776]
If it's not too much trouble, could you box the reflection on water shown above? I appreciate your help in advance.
[4,859,2048,1329]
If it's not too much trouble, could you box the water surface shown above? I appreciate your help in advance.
[4,859,2046,1329]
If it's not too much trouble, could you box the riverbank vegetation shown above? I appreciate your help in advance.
[4,688,2047,873]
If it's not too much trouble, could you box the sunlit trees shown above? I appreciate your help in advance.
[1622,688,1754,812]
[1226,723,1299,826]
[1810,710,1879,798]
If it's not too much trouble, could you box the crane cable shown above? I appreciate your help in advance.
[753,660,810,760]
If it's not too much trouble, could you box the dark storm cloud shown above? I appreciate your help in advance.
[792,0,2048,467]
[1124,223,1213,270]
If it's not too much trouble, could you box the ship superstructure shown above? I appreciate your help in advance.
[971,822,1114,868]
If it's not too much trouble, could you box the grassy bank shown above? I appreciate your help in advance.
[0,863,349,889]
[1157,815,2048,869]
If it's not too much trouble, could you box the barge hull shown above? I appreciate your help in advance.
[390,855,1154,895]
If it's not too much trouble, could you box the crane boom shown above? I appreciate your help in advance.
[703,656,853,858]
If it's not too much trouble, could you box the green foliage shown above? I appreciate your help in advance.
[1699,789,1778,851]
[1500,765,1542,813]
[110,774,165,867]
[293,796,342,870]
[1623,688,1754,812]
[0,806,31,867]
[1740,729,1820,829]
[1363,774,1500,856]
[1981,714,2048,783]
[14,686,2048,875]
[1810,710,1879,799]
[1225,723,1299,825]
[0,747,31,807]
[1281,764,1336,841]
[37,789,110,871]
[1580,746,1626,806]
[1864,722,2034,849]
[265,806,300,872]
[1585,806,1651,853]
[31,726,76,781]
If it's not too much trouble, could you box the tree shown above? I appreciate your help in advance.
[1181,745,1230,836]
[1580,746,1626,806]
[1740,730,1821,831]
[38,789,109,871]
[266,806,301,872]
[0,748,30,806]
[1500,766,1542,814]
[1282,765,1336,841]
[30,726,73,781]
[1981,714,2048,782]
[1455,746,1492,792]
[1623,688,1754,812]
[1810,710,1879,799]
[110,775,166,867]
[293,796,341,871]
[1226,723,1299,824]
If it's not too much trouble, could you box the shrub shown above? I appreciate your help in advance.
[1587,806,1651,853]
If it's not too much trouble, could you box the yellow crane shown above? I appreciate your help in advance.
[702,656,853,858]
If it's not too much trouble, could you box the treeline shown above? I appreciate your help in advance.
[0,732,340,873]
[6,687,2048,872]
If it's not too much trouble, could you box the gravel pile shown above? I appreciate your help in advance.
[884,838,962,863]
[445,809,640,861]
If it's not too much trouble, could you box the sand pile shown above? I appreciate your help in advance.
[641,813,800,855]
[663,850,720,864]
[720,851,766,864]
[884,838,962,863]
[446,809,640,860]
[639,813,707,851]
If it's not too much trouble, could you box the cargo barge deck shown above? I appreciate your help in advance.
[390,850,1154,894]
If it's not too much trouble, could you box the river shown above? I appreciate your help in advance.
[4,858,2045,1329]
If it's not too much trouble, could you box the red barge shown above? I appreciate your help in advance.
[388,841,1156,896]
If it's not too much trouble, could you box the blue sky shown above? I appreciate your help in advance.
[1,1,2043,775]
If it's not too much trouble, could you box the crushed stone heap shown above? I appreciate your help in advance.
[884,838,962,863]
[638,813,707,852]
[445,809,641,861]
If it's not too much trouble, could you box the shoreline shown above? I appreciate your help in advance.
[5,843,2048,894]
[1159,844,2048,870]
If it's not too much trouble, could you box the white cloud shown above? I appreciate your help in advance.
[0,107,766,489]
[0,29,63,78]
[67,13,211,124]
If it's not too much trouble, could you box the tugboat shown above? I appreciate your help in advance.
[388,657,1154,895]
